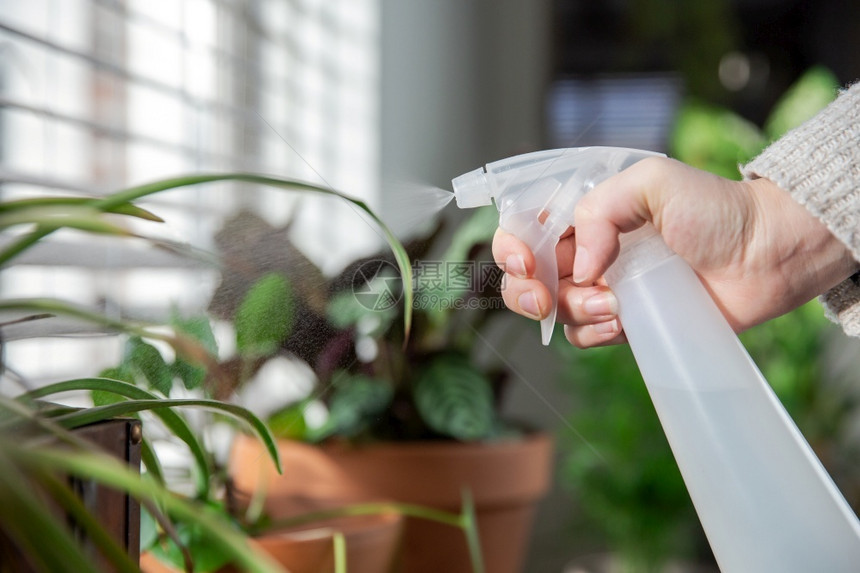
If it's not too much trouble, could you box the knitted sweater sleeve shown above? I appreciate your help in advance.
[741,82,860,337]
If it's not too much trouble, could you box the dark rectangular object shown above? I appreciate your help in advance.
[0,417,142,572]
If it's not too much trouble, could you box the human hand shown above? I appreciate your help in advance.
[493,156,858,348]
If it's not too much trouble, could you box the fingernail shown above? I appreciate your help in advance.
[505,254,527,278]
[583,292,618,317]
[517,291,543,319]
[592,319,620,335]
[573,246,590,284]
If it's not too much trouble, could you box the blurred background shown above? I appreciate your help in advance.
[2,0,860,571]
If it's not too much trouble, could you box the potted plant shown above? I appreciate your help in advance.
[221,204,553,573]
[0,173,484,572]
[94,322,479,573]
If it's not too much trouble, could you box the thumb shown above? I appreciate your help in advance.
[572,157,671,284]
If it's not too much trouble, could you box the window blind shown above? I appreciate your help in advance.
[0,0,380,388]
[547,73,682,152]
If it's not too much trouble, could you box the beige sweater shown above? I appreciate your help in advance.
[742,82,860,337]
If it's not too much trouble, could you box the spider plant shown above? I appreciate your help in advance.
[0,172,488,573]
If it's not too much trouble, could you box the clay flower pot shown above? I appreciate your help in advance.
[230,432,554,573]
[248,511,402,573]
[140,510,402,573]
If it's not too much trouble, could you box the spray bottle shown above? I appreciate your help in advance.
[452,147,860,572]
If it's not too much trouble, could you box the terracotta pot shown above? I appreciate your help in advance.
[230,432,554,573]
[249,511,402,573]
[140,552,177,573]
[139,510,402,573]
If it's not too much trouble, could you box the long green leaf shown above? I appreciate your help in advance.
[51,398,281,474]
[333,531,347,573]
[460,490,485,573]
[0,205,133,235]
[97,173,413,338]
[1,173,414,336]
[0,196,163,221]
[4,444,285,573]
[21,378,212,497]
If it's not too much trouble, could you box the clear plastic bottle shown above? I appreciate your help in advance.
[452,147,860,572]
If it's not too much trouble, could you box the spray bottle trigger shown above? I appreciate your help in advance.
[532,237,561,345]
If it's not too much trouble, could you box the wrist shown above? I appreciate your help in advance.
[748,176,859,298]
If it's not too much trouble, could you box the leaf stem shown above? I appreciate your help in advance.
[256,501,462,533]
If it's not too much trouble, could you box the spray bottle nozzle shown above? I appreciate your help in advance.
[452,167,493,208]
[452,147,664,345]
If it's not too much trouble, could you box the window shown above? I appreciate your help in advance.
[547,74,682,152]
[0,0,381,389]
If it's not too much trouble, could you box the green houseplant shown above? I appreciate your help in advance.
[0,174,486,573]
[204,205,510,441]
[217,204,553,573]
[0,182,291,572]
[98,278,483,573]
[557,66,860,573]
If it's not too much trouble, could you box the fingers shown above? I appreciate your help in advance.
[557,280,617,324]
[492,228,534,279]
[493,227,576,279]
[558,280,624,346]
[500,271,625,348]
[494,218,625,347]
[564,323,627,348]
[573,156,672,284]
[500,275,552,320]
